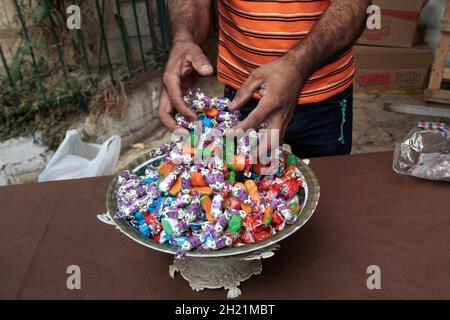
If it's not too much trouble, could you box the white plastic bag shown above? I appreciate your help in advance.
[38,129,121,182]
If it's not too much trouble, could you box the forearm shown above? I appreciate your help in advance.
[167,0,211,45]
[286,0,370,77]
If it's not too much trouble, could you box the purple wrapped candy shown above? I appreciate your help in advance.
[188,196,202,222]
[232,185,250,204]
[215,120,233,134]
[159,165,183,193]
[118,193,132,206]
[173,219,189,236]
[170,147,192,165]
[162,205,179,220]
[124,203,139,216]
[203,169,225,192]
[148,142,171,159]
[224,208,245,219]
[117,170,133,184]
[175,193,192,208]
[202,223,218,238]
[146,183,160,199]
[215,110,240,124]
[211,193,224,218]
[124,189,139,203]
[181,170,191,194]
[214,215,229,235]
[144,166,159,180]
[215,111,232,123]
[223,182,233,194]
[231,111,242,124]
[135,185,148,198]
[211,96,230,111]
[183,88,210,111]
[175,113,193,129]
[215,235,233,249]
[122,178,140,191]
[187,233,204,249]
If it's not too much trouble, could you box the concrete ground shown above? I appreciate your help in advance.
[117,77,449,169]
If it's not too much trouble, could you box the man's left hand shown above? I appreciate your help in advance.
[228,55,307,147]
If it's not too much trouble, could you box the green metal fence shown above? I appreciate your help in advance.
[0,0,171,113]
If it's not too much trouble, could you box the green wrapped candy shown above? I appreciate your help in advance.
[162,218,174,235]
[286,153,297,166]
[289,202,301,215]
[227,215,242,234]
[228,170,236,184]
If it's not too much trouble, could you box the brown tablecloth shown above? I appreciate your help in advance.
[1,151,449,299]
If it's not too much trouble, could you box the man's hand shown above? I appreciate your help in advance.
[158,41,213,132]
[228,56,307,146]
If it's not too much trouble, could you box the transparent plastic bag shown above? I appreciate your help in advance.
[393,122,450,181]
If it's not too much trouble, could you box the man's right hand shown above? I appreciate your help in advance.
[158,41,213,132]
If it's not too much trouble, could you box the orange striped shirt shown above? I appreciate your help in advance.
[217,0,355,104]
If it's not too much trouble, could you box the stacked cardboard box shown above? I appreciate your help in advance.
[354,0,432,92]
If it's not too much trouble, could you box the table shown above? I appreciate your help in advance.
[1,151,449,299]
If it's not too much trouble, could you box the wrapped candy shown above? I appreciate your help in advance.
[180,170,191,194]
[175,113,193,129]
[214,215,229,235]
[159,166,183,193]
[175,193,192,208]
[211,96,230,111]
[148,142,172,159]
[211,193,224,218]
[232,183,250,204]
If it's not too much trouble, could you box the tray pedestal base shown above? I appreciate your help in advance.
[169,245,279,299]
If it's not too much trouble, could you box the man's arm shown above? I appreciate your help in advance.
[229,0,370,140]
[168,0,211,45]
[283,0,370,79]
[158,0,212,132]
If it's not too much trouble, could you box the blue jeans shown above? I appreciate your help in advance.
[224,85,353,158]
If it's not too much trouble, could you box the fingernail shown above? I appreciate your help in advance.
[202,64,212,72]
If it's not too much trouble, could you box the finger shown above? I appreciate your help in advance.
[234,96,274,132]
[188,47,213,76]
[158,87,190,134]
[266,113,284,150]
[163,72,198,121]
[229,75,263,111]
[257,113,283,158]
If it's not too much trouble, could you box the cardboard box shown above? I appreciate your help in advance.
[354,44,433,92]
[357,0,426,48]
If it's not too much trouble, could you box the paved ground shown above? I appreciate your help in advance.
[117,77,449,169]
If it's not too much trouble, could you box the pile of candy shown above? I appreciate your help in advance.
[114,89,305,257]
